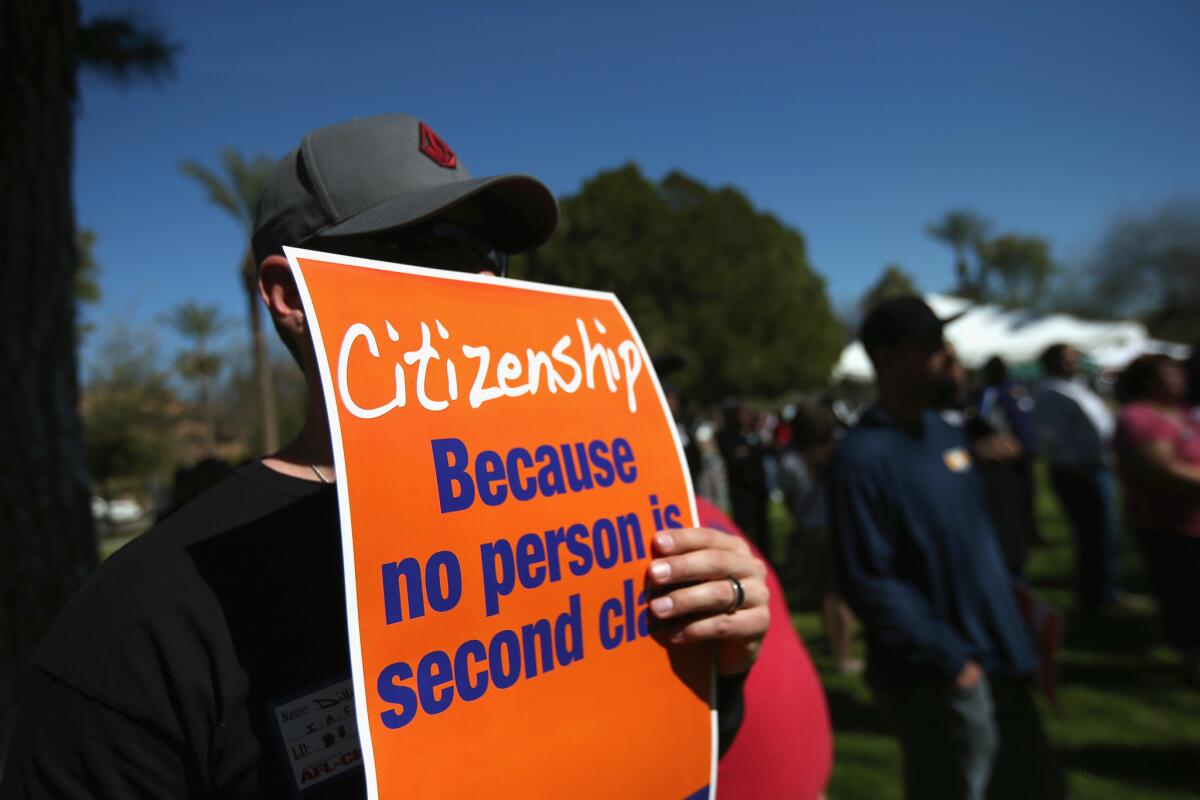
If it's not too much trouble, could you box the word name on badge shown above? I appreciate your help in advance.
[943,447,972,473]
[273,678,362,792]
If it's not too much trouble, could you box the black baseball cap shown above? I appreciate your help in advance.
[251,114,559,265]
[859,295,949,356]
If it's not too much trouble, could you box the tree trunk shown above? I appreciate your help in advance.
[243,248,278,454]
[954,252,972,298]
[0,0,96,753]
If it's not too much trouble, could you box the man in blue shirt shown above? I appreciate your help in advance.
[831,296,1061,800]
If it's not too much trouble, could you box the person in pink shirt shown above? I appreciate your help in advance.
[1113,354,1200,686]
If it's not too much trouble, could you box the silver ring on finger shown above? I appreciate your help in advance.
[725,575,745,614]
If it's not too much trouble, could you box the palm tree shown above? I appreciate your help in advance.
[1,1,175,748]
[926,210,991,300]
[165,301,228,456]
[180,150,280,453]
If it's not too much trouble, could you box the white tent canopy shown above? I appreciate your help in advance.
[833,294,1189,382]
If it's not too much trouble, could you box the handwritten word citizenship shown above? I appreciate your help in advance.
[337,317,645,417]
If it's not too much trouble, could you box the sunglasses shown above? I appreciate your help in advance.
[321,221,509,277]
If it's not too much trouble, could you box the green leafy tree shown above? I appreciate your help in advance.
[216,343,308,460]
[859,263,918,316]
[83,323,178,506]
[926,210,991,299]
[1083,197,1200,343]
[165,301,228,455]
[1,2,175,746]
[181,150,280,454]
[515,164,842,402]
[976,233,1055,308]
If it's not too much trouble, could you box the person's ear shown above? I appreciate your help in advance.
[259,254,305,335]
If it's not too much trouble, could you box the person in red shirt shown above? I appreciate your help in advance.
[699,497,834,799]
[1113,354,1200,685]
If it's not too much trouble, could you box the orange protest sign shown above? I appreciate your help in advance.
[286,248,714,799]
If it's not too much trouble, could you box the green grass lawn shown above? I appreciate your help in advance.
[778,472,1200,799]
[93,478,1200,797]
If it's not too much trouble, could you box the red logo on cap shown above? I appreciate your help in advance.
[419,122,457,169]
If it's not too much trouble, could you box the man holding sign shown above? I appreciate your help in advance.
[2,115,768,799]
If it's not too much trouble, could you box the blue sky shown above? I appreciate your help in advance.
[75,0,1200,370]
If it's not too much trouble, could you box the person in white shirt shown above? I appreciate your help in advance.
[1034,343,1121,611]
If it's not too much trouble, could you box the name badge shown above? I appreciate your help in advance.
[272,677,362,793]
[943,447,972,473]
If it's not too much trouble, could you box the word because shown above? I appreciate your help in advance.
[431,436,637,514]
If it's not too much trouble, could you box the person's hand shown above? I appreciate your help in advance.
[973,433,1021,463]
[646,528,770,675]
[956,660,984,691]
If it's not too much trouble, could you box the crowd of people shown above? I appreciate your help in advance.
[670,294,1200,799]
[3,111,1196,800]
